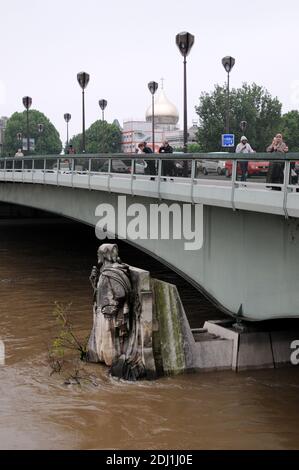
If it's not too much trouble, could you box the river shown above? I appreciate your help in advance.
[0,219,299,450]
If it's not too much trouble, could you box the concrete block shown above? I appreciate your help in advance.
[204,320,239,370]
[271,331,298,365]
[193,339,233,371]
[237,332,274,370]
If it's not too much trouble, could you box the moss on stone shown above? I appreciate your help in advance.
[152,279,186,375]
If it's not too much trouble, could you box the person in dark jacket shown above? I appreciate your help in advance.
[159,140,175,177]
[138,142,155,176]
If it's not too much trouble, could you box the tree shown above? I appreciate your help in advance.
[280,110,299,152]
[195,83,282,152]
[69,120,122,154]
[187,143,201,153]
[4,110,62,156]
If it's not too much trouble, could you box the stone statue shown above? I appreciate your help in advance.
[87,243,146,380]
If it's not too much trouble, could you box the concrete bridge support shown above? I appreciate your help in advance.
[1,181,299,321]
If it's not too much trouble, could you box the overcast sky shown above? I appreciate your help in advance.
[1,0,299,144]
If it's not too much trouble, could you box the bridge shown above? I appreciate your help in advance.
[1,152,299,322]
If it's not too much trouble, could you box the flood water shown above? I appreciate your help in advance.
[0,218,299,450]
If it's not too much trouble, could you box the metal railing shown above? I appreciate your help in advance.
[0,152,298,181]
[1,152,299,217]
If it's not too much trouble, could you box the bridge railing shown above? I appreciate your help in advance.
[0,152,298,185]
[1,153,299,217]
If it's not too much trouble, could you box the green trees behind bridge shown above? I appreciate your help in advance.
[4,110,62,156]
[68,120,122,154]
[280,110,299,152]
[195,83,299,152]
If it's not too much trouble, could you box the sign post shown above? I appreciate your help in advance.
[221,133,235,148]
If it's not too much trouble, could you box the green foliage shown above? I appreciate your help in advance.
[49,302,88,366]
[69,120,122,154]
[48,303,101,387]
[4,110,62,156]
[280,110,299,152]
[195,83,282,152]
[187,143,202,153]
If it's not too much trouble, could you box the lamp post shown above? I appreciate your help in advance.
[77,72,90,153]
[147,82,158,152]
[99,99,108,121]
[240,120,247,135]
[22,96,32,154]
[176,32,194,155]
[0,118,6,157]
[17,132,22,153]
[222,56,235,134]
[38,124,44,154]
[64,113,71,148]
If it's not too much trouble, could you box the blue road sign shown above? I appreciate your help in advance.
[221,134,235,147]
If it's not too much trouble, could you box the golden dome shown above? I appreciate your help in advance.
[145,89,179,125]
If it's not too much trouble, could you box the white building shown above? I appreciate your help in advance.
[121,87,197,153]
[0,116,8,157]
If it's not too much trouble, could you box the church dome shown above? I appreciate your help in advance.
[145,89,179,126]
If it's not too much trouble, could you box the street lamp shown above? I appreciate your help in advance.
[16,132,22,153]
[147,82,158,152]
[38,124,44,154]
[64,113,71,147]
[240,120,247,134]
[77,72,90,153]
[99,99,108,121]
[22,96,32,154]
[222,56,235,134]
[176,31,195,156]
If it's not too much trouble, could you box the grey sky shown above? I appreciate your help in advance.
[1,0,299,144]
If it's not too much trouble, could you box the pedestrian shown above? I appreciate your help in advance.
[159,140,175,177]
[266,133,288,190]
[14,148,24,157]
[138,142,155,177]
[235,136,255,181]
[67,144,76,155]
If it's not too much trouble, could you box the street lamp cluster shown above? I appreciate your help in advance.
[20,37,238,157]
[64,74,108,153]
[147,32,195,159]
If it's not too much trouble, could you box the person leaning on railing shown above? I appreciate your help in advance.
[138,142,155,177]
[266,133,288,190]
[14,148,24,157]
[235,136,255,182]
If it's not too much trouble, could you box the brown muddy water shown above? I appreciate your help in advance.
[0,219,299,450]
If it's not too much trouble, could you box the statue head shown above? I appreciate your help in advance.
[97,243,119,267]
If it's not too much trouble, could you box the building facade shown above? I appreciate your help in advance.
[0,116,8,157]
[121,88,197,153]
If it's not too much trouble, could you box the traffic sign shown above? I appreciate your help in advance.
[221,134,235,147]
